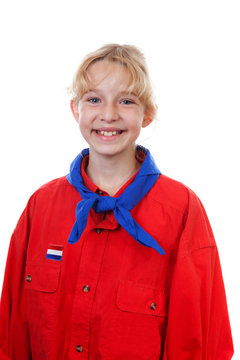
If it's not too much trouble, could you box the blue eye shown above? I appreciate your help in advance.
[121,99,134,105]
[88,97,100,103]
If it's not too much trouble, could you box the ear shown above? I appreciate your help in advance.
[70,99,80,123]
[142,115,153,128]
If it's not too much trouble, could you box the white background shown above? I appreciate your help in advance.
[0,0,239,357]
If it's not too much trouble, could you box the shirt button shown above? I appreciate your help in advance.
[26,275,32,282]
[82,285,90,293]
[95,228,102,234]
[150,302,157,311]
[76,345,83,353]
[97,189,104,195]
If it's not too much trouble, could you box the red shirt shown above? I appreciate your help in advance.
[0,154,234,359]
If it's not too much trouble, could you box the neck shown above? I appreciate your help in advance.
[86,147,141,196]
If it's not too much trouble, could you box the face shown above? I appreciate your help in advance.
[71,60,152,161]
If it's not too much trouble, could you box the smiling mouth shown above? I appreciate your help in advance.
[95,130,123,136]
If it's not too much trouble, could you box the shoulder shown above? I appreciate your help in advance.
[34,175,75,195]
[37,175,72,193]
[25,176,79,213]
[11,176,76,234]
[147,173,209,226]
[148,174,197,215]
[149,174,216,250]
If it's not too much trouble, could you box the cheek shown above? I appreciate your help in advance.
[78,117,88,134]
[128,117,144,132]
[78,114,95,137]
[77,109,90,128]
[79,105,97,121]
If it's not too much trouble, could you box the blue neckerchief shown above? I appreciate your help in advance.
[66,145,165,255]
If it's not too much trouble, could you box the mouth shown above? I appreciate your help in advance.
[95,130,123,137]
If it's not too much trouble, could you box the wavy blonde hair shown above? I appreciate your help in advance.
[69,43,157,119]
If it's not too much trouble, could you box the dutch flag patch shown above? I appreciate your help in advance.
[46,244,64,261]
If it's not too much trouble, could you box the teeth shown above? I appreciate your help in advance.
[98,130,121,136]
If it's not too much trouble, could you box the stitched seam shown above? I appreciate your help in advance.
[179,244,217,260]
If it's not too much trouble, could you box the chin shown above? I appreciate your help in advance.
[90,145,133,158]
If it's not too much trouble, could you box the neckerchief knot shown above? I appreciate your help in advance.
[94,196,118,213]
[66,146,165,255]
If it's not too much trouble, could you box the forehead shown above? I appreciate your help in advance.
[86,60,132,91]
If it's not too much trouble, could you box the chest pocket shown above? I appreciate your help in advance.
[25,263,60,293]
[116,279,168,317]
[24,263,61,359]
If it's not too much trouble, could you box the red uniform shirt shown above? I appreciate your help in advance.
[0,154,234,359]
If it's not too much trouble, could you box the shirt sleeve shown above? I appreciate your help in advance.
[163,190,234,360]
[0,203,32,359]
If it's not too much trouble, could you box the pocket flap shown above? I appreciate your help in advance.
[116,280,168,317]
[25,263,60,293]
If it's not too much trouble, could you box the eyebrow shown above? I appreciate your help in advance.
[84,89,138,97]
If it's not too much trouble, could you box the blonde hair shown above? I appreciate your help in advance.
[69,43,157,119]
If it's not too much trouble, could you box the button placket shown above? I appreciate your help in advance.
[68,221,109,358]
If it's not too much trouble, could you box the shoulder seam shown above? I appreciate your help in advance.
[179,244,217,260]
[147,193,186,216]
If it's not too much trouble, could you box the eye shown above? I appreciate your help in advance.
[120,99,135,105]
[88,97,100,103]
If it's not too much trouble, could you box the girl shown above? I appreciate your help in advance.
[0,44,234,359]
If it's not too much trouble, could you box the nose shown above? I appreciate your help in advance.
[100,102,120,122]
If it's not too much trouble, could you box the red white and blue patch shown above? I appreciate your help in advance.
[46,244,64,261]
